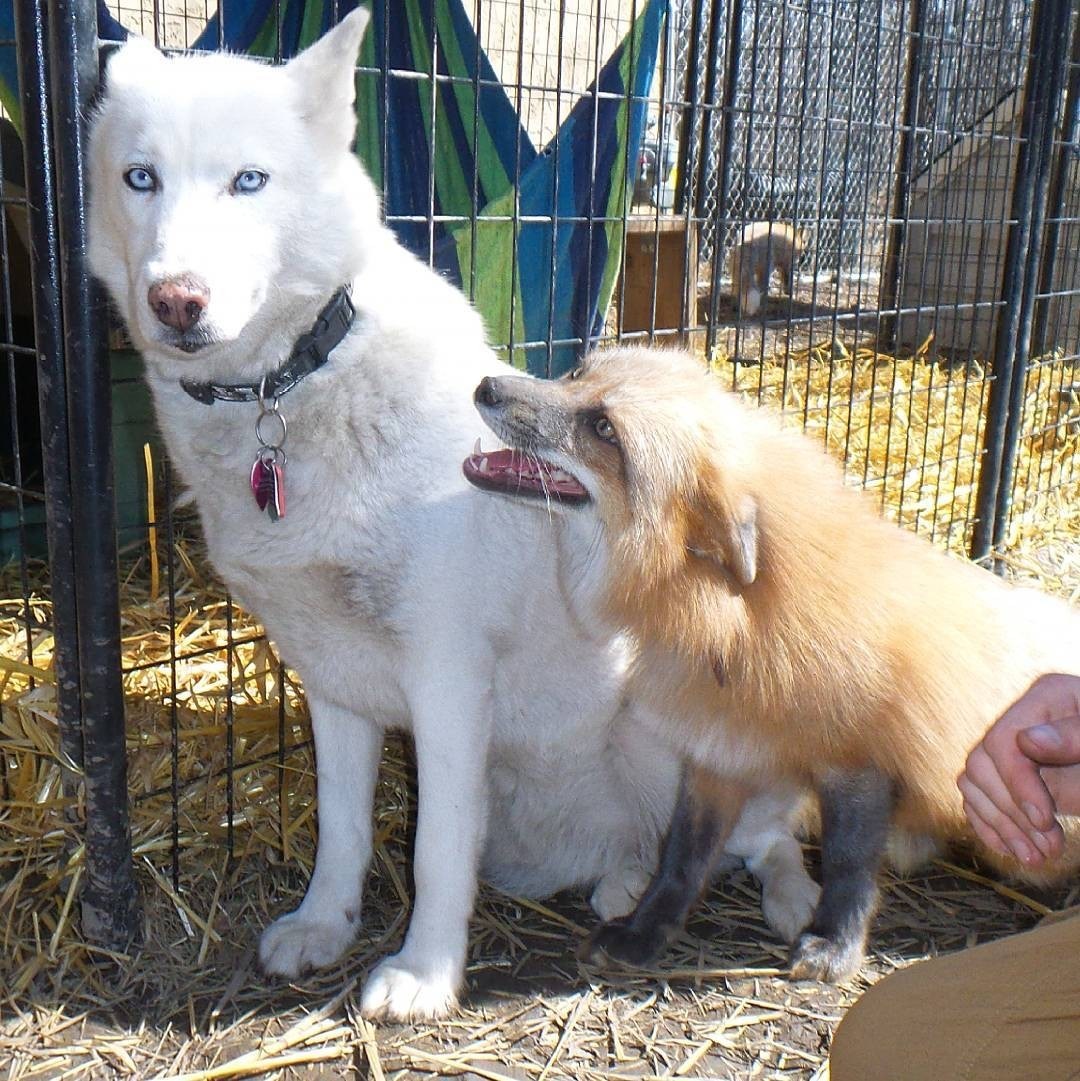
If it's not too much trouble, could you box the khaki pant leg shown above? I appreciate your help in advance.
[829,911,1080,1081]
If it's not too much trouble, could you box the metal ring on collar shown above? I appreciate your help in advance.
[255,408,288,450]
[257,374,277,408]
[257,445,288,466]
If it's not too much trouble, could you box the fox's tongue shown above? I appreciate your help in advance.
[462,447,589,503]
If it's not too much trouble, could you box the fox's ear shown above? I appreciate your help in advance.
[687,477,758,588]
[286,6,371,143]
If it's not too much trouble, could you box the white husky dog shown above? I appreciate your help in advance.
[86,10,819,1020]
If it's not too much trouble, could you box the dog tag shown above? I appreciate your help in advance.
[250,455,286,521]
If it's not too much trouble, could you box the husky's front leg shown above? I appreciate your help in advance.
[789,766,895,982]
[361,665,491,1022]
[725,782,819,945]
[260,694,382,976]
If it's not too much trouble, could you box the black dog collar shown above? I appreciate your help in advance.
[180,286,356,405]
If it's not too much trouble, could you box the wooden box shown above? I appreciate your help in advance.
[618,215,698,337]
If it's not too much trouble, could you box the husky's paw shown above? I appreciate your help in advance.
[788,931,864,983]
[360,953,459,1022]
[581,917,671,968]
[761,871,821,945]
[590,864,653,922]
[258,910,357,978]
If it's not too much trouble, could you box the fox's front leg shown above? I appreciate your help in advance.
[585,764,747,966]
[360,657,492,1022]
[789,766,895,982]
[725,781,819,945]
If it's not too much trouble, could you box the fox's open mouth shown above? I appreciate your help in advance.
[463,441,590,503]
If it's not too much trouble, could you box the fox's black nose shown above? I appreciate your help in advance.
[475,376,503,408]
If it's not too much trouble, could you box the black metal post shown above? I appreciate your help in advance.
[13,0,85,788]
[694,0,727,219]
[673,0,704,217]
[701,0,740,355]
[878,0,924,349]
[49,0,139,947]
[971,0,1072,565]
[1031,11,1080,356]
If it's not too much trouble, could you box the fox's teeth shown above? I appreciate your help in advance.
[473,438,482,455]
[479,456,489,473]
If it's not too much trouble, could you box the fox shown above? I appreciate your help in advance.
[730,221,803,317]
[463,345,1080,983]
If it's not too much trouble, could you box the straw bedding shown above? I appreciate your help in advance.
[1,345,1079,1079]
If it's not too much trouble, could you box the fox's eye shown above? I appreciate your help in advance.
[124,166,157,192]
[593,415,618,444]
[232,169,269,194]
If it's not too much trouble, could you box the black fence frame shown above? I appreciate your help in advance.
[14,0,138,945]
[6,0,1079,949]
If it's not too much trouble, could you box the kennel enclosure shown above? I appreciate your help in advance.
[2,0,1080,961]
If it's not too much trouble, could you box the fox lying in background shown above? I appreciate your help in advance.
[464,346,1080,982]
[730,221,803,317]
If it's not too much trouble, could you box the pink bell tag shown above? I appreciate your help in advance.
[250,454,286,521]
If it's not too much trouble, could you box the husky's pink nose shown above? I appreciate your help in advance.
[147,277,209,333]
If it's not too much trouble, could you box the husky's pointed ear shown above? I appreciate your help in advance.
[102,32,164,87]
[687,474,759,589]
[286,7,371,142]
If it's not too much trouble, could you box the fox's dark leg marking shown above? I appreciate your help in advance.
[584,765,742,967]
[789,766,895,982]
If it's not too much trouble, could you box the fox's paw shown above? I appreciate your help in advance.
[258,910,357,978]
[581,917,672,968]
[788,931,863,983]
[360,953,459,1022]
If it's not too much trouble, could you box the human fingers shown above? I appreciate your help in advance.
[1016,718,1080,766]
[958,748,1062,862]
[962,799,1014,861]
[958,773,1039,864]
[1039,762,1080,818]
[975,720,1060,833]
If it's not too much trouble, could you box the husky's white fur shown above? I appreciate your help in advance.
[86,11,819,1020]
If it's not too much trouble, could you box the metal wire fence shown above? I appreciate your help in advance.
[2,0,1080,948]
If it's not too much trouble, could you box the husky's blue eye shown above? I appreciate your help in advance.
[124,166,157,192]
[232,169,269,194]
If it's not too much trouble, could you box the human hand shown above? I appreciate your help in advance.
[958,673,1080,868]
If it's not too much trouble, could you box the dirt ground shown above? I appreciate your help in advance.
[3,721,1078,1081]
